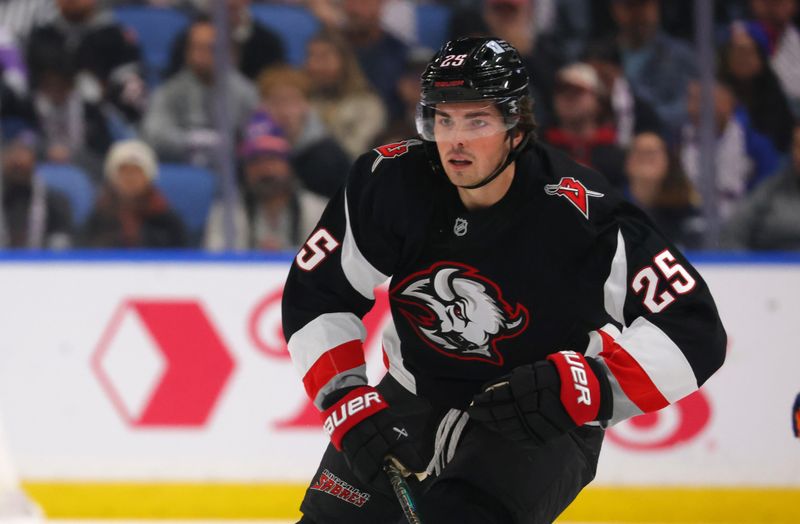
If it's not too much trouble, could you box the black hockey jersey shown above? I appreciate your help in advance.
[282,139,726,424]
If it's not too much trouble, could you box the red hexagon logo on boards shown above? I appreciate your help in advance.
[92,299,235,427]
[606,390,712,450]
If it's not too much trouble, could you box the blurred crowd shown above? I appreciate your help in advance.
[0,0,799,251]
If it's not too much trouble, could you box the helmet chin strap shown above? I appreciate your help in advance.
[458,132,531,190]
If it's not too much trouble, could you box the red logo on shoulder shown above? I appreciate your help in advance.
[372,139,423,172]
[544,177,604,219]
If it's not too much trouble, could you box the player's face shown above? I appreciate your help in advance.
[433,101,514,187]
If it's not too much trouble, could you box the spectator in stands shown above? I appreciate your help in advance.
[1,130,72,249]
[607,0,697,134]
[721,123,800,250]
[680,79,781,220]
[589,0,752,42]
[143,17,259,168]
[379,46,432,144]
[27,0,147,124]
[166,0,285,81]
[720,21,795,152]
[30,57,113,179]
[81,139,187,248]
[256,65,351,199]
[535,0,594,62]
[543,62,627,189]
[448,0,565,127]
[337,0,408,119]
[625,132,704,249]
[584,39,665,148]
[205,113,326,251]
[749,0,800,116]
[304,29,387,159]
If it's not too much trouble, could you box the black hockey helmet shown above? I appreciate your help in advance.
[416,37,533,189]
[419,37,529,107]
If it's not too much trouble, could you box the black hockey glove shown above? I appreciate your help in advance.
[321,386,424,491]
[468,351,612,446]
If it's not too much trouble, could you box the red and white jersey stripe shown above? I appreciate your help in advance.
[288,313,368,408]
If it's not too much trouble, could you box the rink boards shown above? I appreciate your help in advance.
[0,252,798,522]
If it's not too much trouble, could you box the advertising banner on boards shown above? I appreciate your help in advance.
[0,258,797,486]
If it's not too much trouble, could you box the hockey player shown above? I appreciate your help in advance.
[282,37,726,523]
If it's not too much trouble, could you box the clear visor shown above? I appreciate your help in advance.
[415,101,519,142]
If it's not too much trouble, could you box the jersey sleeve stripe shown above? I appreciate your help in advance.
[287,312,366,378]
[613,317,699,403]
[302,340,367,405]
[586,327,647,423]
[596,328,670,413]
[603,229,627,326]
[342,191,390,300]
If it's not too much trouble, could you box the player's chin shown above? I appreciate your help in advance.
[443,167,478,187]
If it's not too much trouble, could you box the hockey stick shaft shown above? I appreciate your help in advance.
[384,459,424,524]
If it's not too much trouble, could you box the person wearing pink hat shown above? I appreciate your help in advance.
[204,115,326,251]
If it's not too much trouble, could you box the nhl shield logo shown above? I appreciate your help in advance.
[391,262,529,365]
[453,218,468,237]
[544,177,604,219]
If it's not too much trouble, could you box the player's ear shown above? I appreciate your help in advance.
[511,128,524,148]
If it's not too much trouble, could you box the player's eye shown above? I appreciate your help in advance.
[469,119,488,128]
[437,116,453,128]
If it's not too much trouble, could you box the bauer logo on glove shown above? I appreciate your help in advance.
[321,387,388,450]
[469,351,612,446]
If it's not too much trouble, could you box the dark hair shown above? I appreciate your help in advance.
[718,23,796,150]
[583,40,622,66]
[306,28,372,96]
[189,14,212,27]
[516,95,538,140]
[30,52,77,90]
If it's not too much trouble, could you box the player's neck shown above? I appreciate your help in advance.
[457,163,516,210]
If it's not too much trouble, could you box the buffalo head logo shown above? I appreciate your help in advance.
[391,262,529,365]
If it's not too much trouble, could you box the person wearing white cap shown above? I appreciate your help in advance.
[543,62,627,189]
[81,139,187,248]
